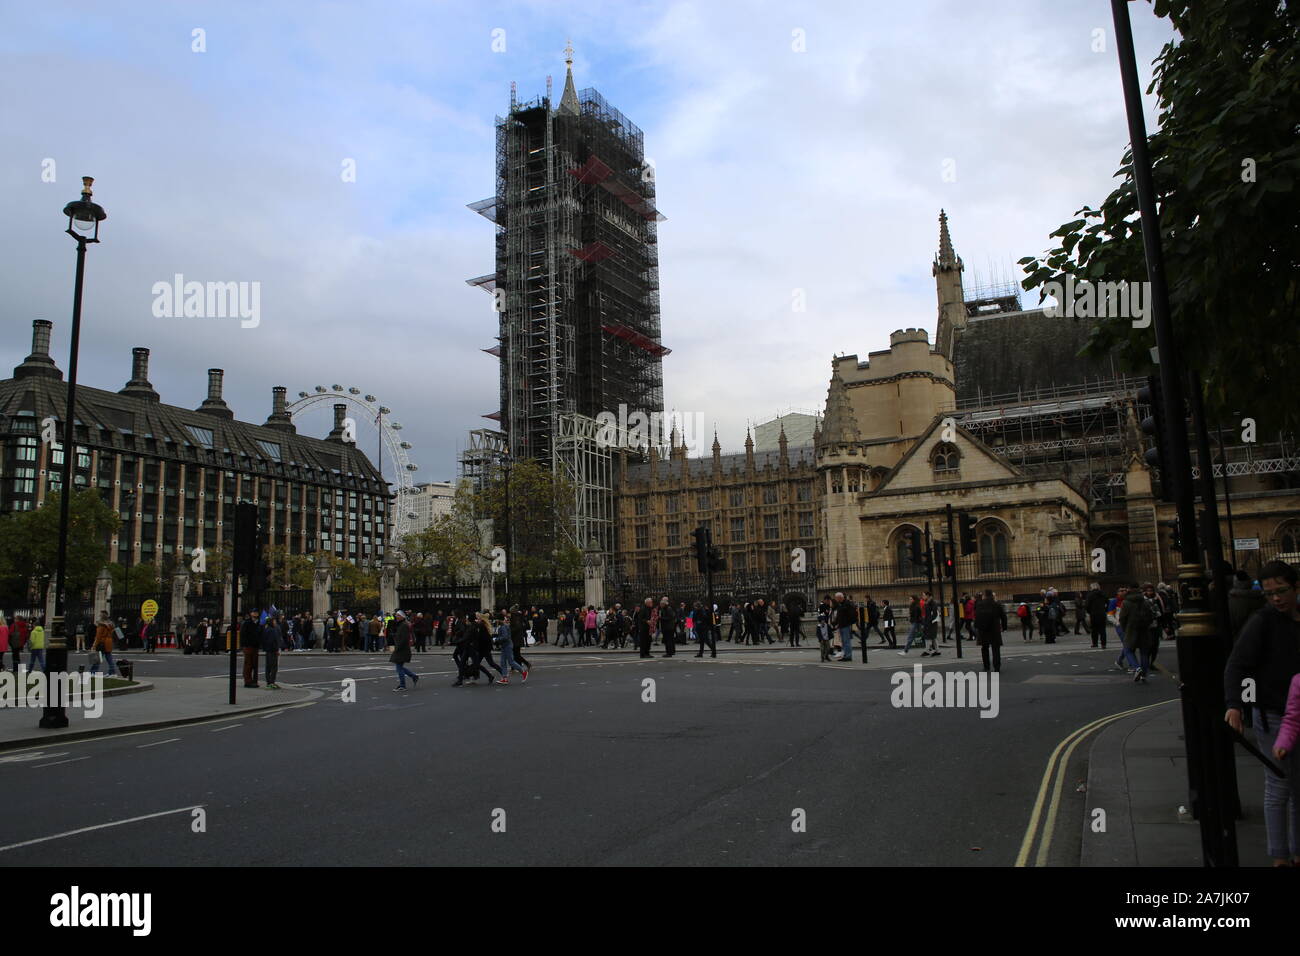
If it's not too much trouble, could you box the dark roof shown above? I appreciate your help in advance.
[0,375,387,493]
[952,308,1120,405]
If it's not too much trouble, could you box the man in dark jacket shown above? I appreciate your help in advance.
[1118,584,1156,682]
[974,590,1008,672]
[693,601,717,658]
[659,598,678,657]
[388,610,419,691]
[634,598,655,658]
[239,610,261,688]
[1085,584,1110,648]
[833,592,860,662]
[261,615,282,688]
[1223,560,1300,865]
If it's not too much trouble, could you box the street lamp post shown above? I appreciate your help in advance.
[41,177,106,730]
[1111,1,1236,866]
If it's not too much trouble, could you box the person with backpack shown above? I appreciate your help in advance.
[1016,602,1031,641]
[974,590,1008,672]
[10,615,29,672]
[91,613,116,676]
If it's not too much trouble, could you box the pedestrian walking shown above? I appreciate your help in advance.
[26,618,46,673]
[1224,560,1300,865]
[1118,583,1155,681]
[387,610,419,691]
[0,615,8,672]
[693,601,717,658]
[10,615,29,672]
[881,600,897,648]
[1085,583,1109,648]
[495,612,528,684]
[974,590,1007,673]
[921,592,939,657]
[91,613,117,676]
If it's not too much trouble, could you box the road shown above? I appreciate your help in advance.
[0,642,1173,865]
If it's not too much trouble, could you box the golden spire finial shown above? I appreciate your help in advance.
[564,39,574,65]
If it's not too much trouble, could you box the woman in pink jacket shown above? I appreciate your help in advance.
[0,614,9,660]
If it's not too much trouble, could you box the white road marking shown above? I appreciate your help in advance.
[31,756,91,769]
[210,724,243,732]
[0,805,205,853]
[137,738,181,748]
[0,751,68,764]
[260,711,284,719]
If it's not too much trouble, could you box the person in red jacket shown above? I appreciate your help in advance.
[10,615,29,672]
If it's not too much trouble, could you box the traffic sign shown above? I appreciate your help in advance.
[140,599,159,622]
[1233,538,1260,552]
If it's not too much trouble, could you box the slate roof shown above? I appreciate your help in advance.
[0,372,386,494]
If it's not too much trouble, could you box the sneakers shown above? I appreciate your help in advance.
[521,669,529,683]
[452,679,464,687]
[412,674,420,687]
[898,651,908,656]
[394,685,407,692]
[496,678,510,685]
[267,682,280,689]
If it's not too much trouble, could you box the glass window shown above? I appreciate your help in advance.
[729,489,744,508]
[730,517,746,543]
[763,486,778,505]
[764,514,779,539]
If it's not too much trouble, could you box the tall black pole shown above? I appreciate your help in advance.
[1214,420,1238,570]
[946,503,963,659]
[1112,0,1231,866]
[39,237,88,729]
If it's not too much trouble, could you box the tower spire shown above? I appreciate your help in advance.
[933,209,962,273]
[932,209,966,361]
[559,39,580,115]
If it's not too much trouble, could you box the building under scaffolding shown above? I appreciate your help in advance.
[463,47,667,555]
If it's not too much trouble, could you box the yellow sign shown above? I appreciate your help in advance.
[141,599,159,622]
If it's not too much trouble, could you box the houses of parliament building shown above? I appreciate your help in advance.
[611,212,1300,602]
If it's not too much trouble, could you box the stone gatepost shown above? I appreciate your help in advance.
[584,544,605,610]
[93,567,112,623]
[380,557,399,613]
[312,553,334,640]
[171,568,191,645]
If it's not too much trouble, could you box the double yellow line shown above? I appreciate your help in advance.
[1015,697,1177,866]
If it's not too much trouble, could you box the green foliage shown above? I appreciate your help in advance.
[1019,0,1300,432]
[473,459,583,579]
[0,488,120,602]
[107,561,164,595]
[264,543,314,590]
[323,555,379,603]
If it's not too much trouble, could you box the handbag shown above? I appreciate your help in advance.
[88,650,102,666]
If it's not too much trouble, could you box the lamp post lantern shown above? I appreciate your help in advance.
[41,177,106,729]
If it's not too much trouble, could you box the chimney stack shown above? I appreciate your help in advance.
[197,368,234,419]
[119,347,160,402]
[13,320,62,380]
[265,385,296,433]
[326,403,351,443]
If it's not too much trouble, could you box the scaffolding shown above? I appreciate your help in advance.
[466,80,667,559]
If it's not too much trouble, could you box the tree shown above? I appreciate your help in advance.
[474,459,583,580]
[394,483,487,584]
[107,561,164,597]
[323,555,379,604]
[264,543,314,590]
[0,488,120,604]
[1018,0,1300,433]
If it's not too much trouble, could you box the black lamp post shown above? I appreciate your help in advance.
[41,177,106,729]
[121,489,137,636]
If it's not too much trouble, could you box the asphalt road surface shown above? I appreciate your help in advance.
[0,644,1171,865]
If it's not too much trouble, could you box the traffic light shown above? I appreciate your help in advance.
[692,526,710,574]
[909,528,924,567]
[934,540,954,576]
[1137,374,1177,504]
[234,501,258,572]
[707,546,726,573]
[957,511,978,556]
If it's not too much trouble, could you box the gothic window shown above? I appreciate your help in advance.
[796,483,812,502]
[932,443,960,476]
[978,520,1011,574]
[763,486,778,504]
[729,489,744,507]
[666,523,680,548]
[894,526,923,579]
[1095,534,1130,577]
[697,492,711,510]
[764,514,780,539]
[1279,522,1300,556]
[731,517,746,543]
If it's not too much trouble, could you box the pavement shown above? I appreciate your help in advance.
[0,675,319,750]
[1081,693,1271,867]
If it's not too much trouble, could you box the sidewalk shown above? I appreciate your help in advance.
[1082,702,1269,866]
[0,676,319,751]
